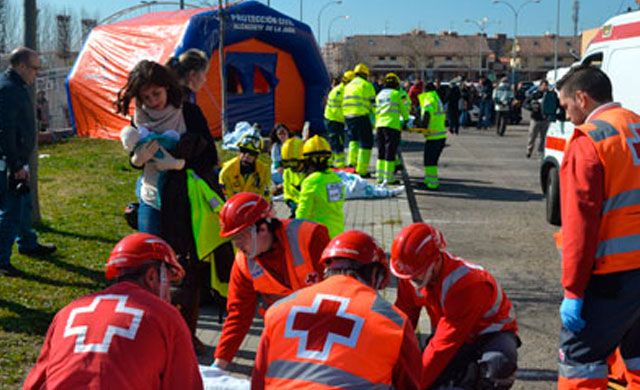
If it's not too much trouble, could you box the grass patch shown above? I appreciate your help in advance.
[0,138,137,388]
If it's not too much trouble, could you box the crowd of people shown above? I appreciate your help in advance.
[3,42,639,389]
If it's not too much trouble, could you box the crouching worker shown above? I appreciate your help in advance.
[280,137,306,218]
[213,192,330,370]
[296,135,346,238]
[24,233,202,389]
[391,222,520,389]
[252,230,422,389]
[219,133,271,201]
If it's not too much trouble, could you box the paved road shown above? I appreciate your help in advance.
[401,122,562,388]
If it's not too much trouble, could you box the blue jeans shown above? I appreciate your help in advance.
[480,100,493,128]
[0,167,38,266]
[137,201,162,236]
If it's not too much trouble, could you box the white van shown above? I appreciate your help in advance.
[541,10,640,226]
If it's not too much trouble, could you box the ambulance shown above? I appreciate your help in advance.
[540,9,640,226]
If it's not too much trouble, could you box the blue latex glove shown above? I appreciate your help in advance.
[560,297,586,333]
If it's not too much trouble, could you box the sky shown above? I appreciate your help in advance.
[42,0,639,44]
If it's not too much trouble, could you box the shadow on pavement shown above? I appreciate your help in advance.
[516,368,557,382]
[408,176,544,202]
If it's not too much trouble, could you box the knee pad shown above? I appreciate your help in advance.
[477,351,516,389]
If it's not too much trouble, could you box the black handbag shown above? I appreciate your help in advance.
[124,202,139,230]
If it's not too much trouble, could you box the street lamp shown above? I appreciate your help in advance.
[317,0,342,47]
[493,0,541,84]
[554,0,560,82]
[465,17,496,78]
[328,14,350,44]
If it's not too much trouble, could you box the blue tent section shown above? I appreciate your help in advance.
[175,1,330,134]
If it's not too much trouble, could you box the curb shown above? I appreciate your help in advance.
[398,150,423,223]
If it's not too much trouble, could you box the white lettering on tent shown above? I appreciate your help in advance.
[230,13,296,34]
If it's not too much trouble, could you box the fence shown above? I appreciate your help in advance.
[35,66,72,132]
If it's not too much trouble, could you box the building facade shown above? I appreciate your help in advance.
[324,31,580,82]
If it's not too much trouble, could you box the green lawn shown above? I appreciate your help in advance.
[0,138,137,388]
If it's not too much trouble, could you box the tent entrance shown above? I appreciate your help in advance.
[225,52,278,134]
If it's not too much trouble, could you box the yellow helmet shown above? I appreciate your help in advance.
[342,70,355,84]
[384,72,400,84]
[281,137,304,161]
[353,63,369,77]
[302,135,331,156]
[237,133,263,155]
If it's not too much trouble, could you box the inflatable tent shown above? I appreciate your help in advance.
[67,1,330,139]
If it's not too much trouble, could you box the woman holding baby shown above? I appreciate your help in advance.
[115,51,231,354]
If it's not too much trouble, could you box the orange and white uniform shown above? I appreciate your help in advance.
[252,275,422,389]
[395,252,518,389]
[558,102,640,389]
[214,219,329,363]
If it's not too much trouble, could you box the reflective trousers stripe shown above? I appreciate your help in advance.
[603,188,640,214]
[266,359,391,389]
[558,361,608,379]
[596,233,640,258]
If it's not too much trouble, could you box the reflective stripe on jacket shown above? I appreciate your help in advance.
[375,88,408,131]
[418,91,447,140]
[342,77,376,118]
[324,84,345,123]
[261,275,406,389]
[235,219,322,308]
[572,106,640,274]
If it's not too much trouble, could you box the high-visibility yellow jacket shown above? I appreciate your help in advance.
[418,91,447,140]
[342,76,376,118]
[219,156,271,201]
[283,168,305,203]
[399,88,411,122]
[375,88,409,131]
[324,83,345,123]
[296,170,345,238]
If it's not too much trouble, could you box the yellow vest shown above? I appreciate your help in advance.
[418,91,447,140]
[324,84,345,123]
[343,77,376,118]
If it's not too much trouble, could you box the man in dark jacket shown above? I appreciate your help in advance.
[0,47,56,276]
[524,79,551,158]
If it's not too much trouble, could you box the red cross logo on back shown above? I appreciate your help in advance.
[63,294,144,353]
[284,294,364,361]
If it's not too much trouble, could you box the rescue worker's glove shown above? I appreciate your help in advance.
[560,297,585,333]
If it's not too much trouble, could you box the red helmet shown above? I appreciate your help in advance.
[105,233,185,281]
[219,192,272,238]
[390,223,446,279]
[320,230,389,288]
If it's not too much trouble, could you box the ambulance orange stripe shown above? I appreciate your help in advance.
[546,136,566,151]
